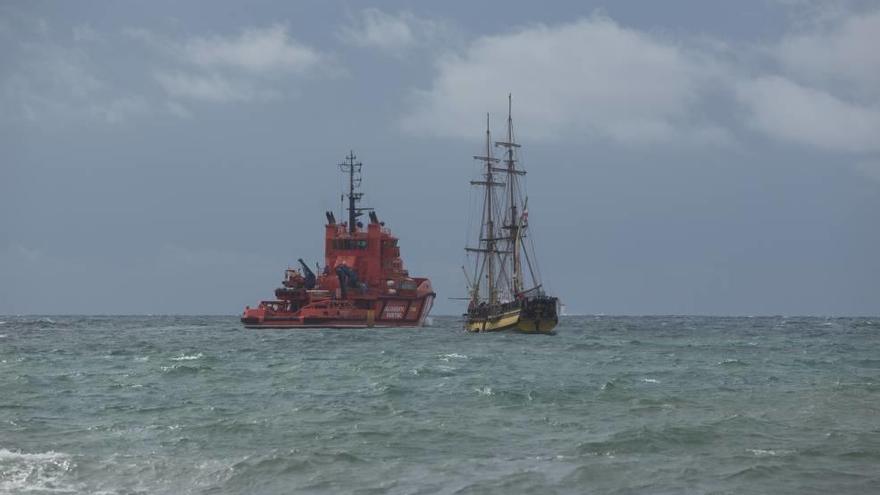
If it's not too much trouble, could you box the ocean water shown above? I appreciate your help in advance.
[1,315,879,494]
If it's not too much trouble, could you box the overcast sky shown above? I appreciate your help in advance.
[2,1,879,315]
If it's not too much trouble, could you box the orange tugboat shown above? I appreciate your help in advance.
[241,152,435,328]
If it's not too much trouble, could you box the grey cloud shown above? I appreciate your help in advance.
[72,23,101,43]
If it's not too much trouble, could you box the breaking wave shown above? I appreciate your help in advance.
[0,449,79,494]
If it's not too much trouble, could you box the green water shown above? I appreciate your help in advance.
[2,315,879,493]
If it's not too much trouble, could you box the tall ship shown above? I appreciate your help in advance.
[464,96,559,333]
[241,152,435,328]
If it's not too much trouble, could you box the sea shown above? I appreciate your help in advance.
[1,315,878,494]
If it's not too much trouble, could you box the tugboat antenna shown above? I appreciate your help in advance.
[339,150,363,234]
[339,150,372,234]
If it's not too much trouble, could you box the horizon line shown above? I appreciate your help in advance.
[2,313,878,319]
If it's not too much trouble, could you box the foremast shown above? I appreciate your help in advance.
[468,114,503,306]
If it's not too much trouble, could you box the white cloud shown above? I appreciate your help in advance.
[736,76,880,153]
[182,24,321,73]
[403,8,880,161]
[339,9,426,55]
[339,9,458,57]
[731,8,880,155]
[775,10,880,96]
[125,24,327,105]
[0,40,149,125]
[401,16,729,145]
[154,72,278,102]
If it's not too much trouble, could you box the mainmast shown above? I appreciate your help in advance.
[495,94,525,295]
[338,150,372,234]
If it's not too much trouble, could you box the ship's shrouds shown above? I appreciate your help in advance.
[463,96,559,333]
[241,152,435,328]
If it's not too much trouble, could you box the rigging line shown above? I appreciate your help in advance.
[463,150,481,285]
[474,137,492,299]
[495,251,511,293]
[511,135,544,289]
[472,191,489,297]
[519,201,537,287]
[473,247,488,298]
[521,238,539,290]
[529,228,544,289]
[462,268,474,292]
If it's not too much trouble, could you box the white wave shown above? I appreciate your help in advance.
[642,378,660,384]
[717,358,746,366]
[171,352,203,361]
[439,353,468,361]
[0,448,79,493]
[134,356,149,362]
[0,334,7,338]
[0,321,6,325]
[475,386,493,396]
[747,448,794,457]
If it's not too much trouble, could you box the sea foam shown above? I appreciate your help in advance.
[0,449,79,493]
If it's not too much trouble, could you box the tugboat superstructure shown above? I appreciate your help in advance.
[241,152,435,328]
[464,96,559,333]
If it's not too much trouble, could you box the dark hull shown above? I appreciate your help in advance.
[466,296,559,334]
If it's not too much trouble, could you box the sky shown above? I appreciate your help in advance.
[2,0,879,316]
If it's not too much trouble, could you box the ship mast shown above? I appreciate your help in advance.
[496,93,525,295]
[469,114,502,305]
[338,150,372,234]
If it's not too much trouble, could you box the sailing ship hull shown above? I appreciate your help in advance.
[515,313,558,333]
[466,307,522,332]
[465,297,559,334]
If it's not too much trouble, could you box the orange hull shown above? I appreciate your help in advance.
[241,292,434,329]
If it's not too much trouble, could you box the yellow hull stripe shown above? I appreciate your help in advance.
[466,309,520,332]
[466,309,557,334]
